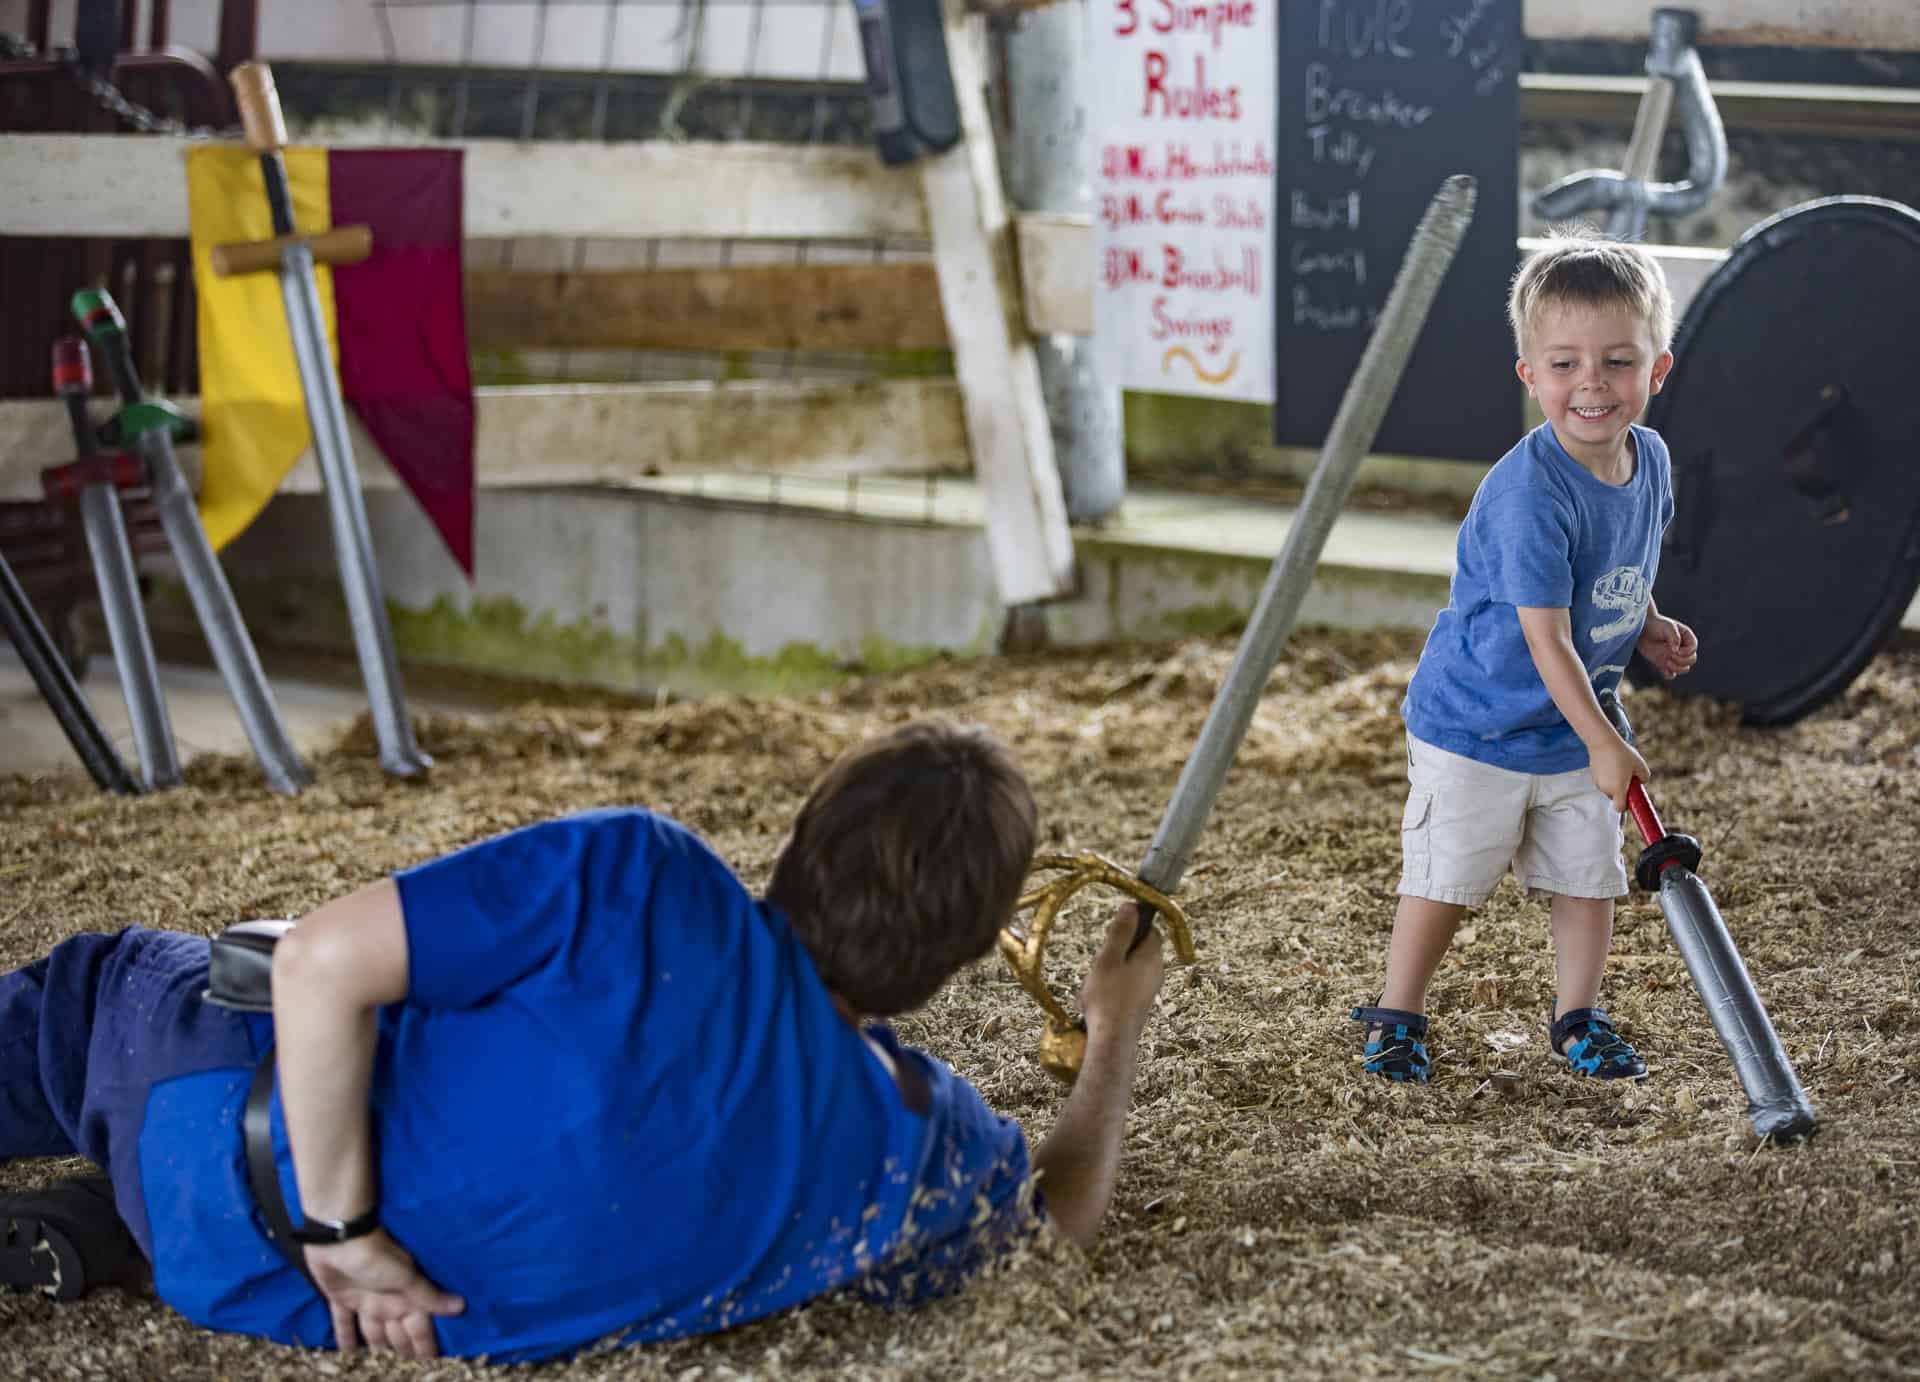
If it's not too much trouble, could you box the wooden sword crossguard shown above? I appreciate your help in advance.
[998,852,1197,1085]
[209,63,374,281]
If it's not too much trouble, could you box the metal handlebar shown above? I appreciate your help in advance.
[1531,9,1727,240]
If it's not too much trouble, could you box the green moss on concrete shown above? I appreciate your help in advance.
[1123,392,1273,470]
[1078,536,1267,586]
[876,348,955,379]
[1159,601,1252,638]
[206,583,982,699]
[389,597,630,686]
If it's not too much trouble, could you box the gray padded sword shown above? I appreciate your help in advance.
[1004,176,1479,1081]
[50,338,180,790]
[1601,689,1817,1141]
[74,290,313,796]
[212,61,431,778]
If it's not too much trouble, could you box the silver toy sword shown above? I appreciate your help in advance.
[1002,176,1479,1080]
[213,61,431,778]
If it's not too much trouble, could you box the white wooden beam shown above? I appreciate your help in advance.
[0,381,968,502]
[1522,0,1920,50]
[919,0,1075,605]
[0,136,931,240]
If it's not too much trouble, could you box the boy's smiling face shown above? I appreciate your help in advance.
[1515,301,1674,479]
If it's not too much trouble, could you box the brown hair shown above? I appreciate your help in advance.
[1509,224,1674,356]
[766,720,1037,1016]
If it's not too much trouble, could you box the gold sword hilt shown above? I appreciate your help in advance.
[998,852,1197,1085]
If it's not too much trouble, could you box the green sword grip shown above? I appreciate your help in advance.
[71,288,142,404]
[70,289,196,443]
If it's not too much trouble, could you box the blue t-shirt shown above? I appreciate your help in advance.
[1403,423,1673,773]
[136,809,1037,1362]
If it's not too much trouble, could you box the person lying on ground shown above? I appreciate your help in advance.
[1,719,1166,1362]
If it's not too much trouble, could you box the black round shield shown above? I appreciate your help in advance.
[1634,197,1920,725]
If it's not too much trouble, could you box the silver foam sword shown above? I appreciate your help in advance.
[1601,689,1816,1142]
[210,61,430,778]
[48,337,181,791]
[1002,175,1480,1081]
[74,289,313,796]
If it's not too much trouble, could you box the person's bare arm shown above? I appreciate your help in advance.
[1515,605,1650,809]
[1028,906,1165,1248]
[271,880,464,1356]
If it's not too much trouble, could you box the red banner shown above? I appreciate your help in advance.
[328,148,475,576]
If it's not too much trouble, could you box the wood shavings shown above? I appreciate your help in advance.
[3,630,1918,1377]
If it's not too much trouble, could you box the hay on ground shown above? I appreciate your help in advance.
[3,629,1916,1379]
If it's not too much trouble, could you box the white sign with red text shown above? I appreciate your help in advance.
[1089,0,1276,402]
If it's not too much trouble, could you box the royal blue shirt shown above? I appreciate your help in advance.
[135,809,1037,1361]
[1403,423,1673,773]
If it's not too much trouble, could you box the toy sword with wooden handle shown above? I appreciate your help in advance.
[212,61,431,778]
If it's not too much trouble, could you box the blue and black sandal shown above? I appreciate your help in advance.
[1550,1006,1648,1080]
[1350,1004,1432,1083]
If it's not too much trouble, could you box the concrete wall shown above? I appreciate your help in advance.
[205,484,1005,698]
[167,479,1447,699]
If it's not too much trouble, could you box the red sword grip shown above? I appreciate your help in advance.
[1624,778,1666,848]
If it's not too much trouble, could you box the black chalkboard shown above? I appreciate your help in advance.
[1273,0,1521,461]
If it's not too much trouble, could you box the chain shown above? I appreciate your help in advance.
[1,32,242,139]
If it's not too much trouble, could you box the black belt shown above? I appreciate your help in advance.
[244,1048,315,1286]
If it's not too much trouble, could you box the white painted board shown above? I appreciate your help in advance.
[1088,0,1277,402]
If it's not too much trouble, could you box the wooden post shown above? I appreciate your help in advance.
[216,0,258,74]
[919,0,1075,607]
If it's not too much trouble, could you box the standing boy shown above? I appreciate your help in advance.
[1351,229,1699,1084]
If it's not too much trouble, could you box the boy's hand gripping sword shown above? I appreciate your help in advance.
[210,61,431,779]
[1001,176,1480,1082]
[1599,689,1817,1142]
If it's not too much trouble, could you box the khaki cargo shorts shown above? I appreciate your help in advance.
[1397,734,1629,906]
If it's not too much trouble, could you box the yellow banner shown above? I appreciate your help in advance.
[185,146,336,551]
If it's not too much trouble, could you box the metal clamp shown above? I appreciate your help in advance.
[998,852,1197,1084]
[1532,8,1727,240]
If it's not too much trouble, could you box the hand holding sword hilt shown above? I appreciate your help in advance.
[998,852,1197,1085]
[1595,687,1703,886]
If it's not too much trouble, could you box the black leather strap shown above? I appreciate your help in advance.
[290,1204,380,1245]
[244,1048,315,1286]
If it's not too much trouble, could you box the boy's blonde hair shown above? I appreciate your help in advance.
[1508,225,1674,356]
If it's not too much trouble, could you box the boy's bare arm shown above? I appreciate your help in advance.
[1029,905,1165,1248]
[272,881,465,1355]
[1515,605,1651,810]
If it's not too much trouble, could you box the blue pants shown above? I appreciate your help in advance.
[1,927,263,1258]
